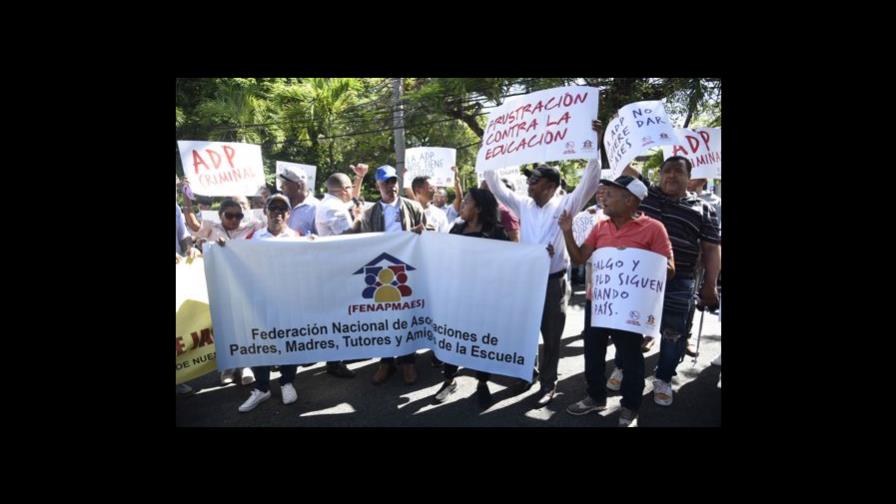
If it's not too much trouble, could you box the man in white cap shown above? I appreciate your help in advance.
[279,167,319,236]
[559,175,674,427]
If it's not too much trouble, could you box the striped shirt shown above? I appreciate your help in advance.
[638,182,720,278]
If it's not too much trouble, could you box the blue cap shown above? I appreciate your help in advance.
[375,165,398,182]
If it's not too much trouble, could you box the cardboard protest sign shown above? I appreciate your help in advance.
[404,147,456,187]
[603,101,678,178]
[475,86,600,173]
[663,127,721,179]
[591,247,667,338]
[178,141,266,196]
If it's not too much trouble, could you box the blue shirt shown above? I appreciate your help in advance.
[286,196,319,236]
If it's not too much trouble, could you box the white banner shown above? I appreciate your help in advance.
[475,86,600,173]
[177,141,267,197]
[663,127,721,180]
[591,247,667,338]
[204,232,549,381]
[404,147,456,187]
[275,161,317,193]
[603,101,679,178]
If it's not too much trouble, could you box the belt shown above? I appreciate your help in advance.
[548,270,566,280]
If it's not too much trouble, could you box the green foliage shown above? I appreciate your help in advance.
[176,78,721,199]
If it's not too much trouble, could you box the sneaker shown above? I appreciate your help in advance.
[176,383,193,396]
[433,380,457,403]
[240,367,256,386]
[238,389,271,412]
[535,386,556,408]
[641,336,655,352]
[712,354,722,366]
[606,368,623,391]
[220,369,235,385]
[619,407,639,427]
[566,396,607,416]
[281,383,298,405]
[653,378,673,406]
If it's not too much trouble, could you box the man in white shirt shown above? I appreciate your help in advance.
[280,168,319,236]
[313,171,364,379]
[483,121,602,406]
[411,175,450,233]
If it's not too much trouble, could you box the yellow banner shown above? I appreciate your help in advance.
[176,257,217,384]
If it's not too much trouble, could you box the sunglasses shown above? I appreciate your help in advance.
[268,206,289,214]
[223,212,244,220]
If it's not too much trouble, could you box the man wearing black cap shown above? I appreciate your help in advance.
[622,157,720,408]
[483,120,603,407]
[559,175,674,427]
[349,164,427,385]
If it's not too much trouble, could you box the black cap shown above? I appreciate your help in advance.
[521,164,561,185]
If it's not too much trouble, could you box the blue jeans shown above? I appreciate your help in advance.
[654,276,696,383]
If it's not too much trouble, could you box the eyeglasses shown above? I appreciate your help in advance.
[267,206,289,214]
[223,212,244,220]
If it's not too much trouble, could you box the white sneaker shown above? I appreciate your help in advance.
[653,378,673,406]
[606,368,623,391]
[281,383,298,405]
[240,367,256,386]
[220,369,235,385]
[238,389,271,412]
[712,354,722,366]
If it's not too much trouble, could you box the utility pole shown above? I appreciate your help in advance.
[392,78,406,191]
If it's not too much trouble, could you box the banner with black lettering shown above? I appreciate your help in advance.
[591,247,667,338]
[203,232,549,381]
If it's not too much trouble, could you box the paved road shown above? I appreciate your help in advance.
[176,285,722,427]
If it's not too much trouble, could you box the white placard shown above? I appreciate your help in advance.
[404,147,456,187]
[178,141,267,197]
[603,101,679,178]
[475,86,600,173]
[591,247,667,338]
[663,127,721,180]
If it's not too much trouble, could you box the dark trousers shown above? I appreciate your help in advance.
[538,275,568,389]
[443,363,490,382]
[587,327,645,412]
[380,354,416,366]
[252,365,297,393]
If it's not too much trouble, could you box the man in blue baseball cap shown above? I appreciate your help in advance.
[348,163,428,385]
